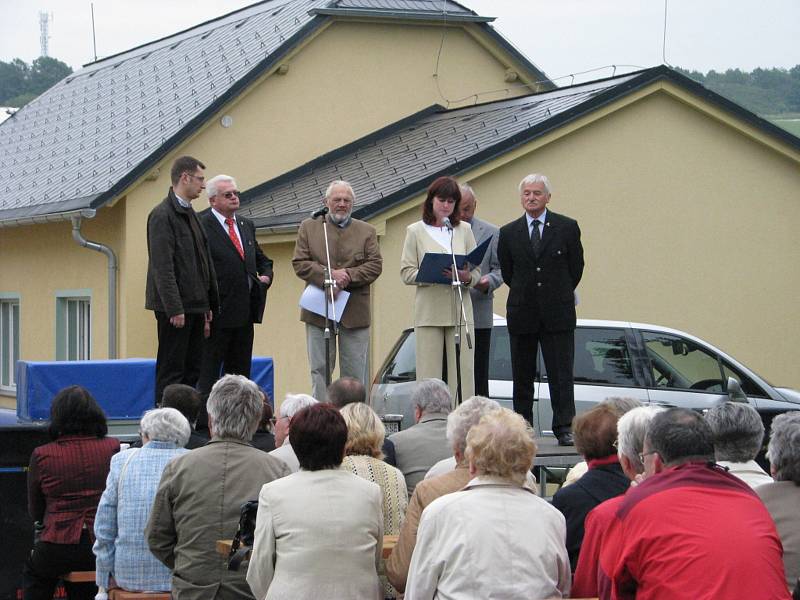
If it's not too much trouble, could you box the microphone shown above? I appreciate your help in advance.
[310,206,329,219]
[442,217,453,230]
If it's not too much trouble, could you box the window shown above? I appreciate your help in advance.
[488,326,512,381]
[0,297,20,390]
[571,328,637,386]
[56,293,91,361]
[381,330,416,382]
[642,331,724,392]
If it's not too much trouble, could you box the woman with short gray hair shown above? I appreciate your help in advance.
[93,408,191,593]
[705,401,772,488]
[757,411,800,594]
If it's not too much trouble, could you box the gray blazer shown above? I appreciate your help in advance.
[246,469,383,600]
[388,413,451,495]
[468,216,503,330]
[146,438,291,600]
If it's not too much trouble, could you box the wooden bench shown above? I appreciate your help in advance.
[62,572,95,583]
[108,591,170,600]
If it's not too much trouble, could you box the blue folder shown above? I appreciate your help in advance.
[415,237,491,284]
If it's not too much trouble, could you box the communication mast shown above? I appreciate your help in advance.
[39,11,52,57]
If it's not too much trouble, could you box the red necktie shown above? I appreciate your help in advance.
[225,217,245,260]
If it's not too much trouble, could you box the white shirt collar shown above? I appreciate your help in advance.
[211,207,236,226]
[174,193,190,208]
[526,208,547,230]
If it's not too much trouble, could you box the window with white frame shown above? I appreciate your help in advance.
[0,297,20,390]
[56,293,91,361]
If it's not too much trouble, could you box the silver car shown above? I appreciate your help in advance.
[371,316,800,435]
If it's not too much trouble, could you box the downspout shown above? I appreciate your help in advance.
[70,213,118,359]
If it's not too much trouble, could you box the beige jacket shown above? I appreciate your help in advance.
[400,220,479,327]
[146,438,291,600]
[292,216,382,329]
[386,463,472,592]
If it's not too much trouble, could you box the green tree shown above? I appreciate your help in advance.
[0,58,29,105]
[0,56,72,107]
[29,56,72,96]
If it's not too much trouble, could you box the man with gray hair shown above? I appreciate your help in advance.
[147,375,290,600]
[596,408,789,599]
[705,401,773,488]
[197,174,274,401]
[269,393,318,472]
[571,405,664,598]
[292,180,383,401]
[458,184,503,397]
[384,379,452,495]
[386,394,500,592]
[498,174,584,446]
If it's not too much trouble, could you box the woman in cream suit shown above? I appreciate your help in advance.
[246,404,383,600]
[400,176,480,402]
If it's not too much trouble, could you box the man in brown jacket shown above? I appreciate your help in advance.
[146,374,290,600]
[292,180,382,401]
[386,395,501,593]
[146,156,218,405]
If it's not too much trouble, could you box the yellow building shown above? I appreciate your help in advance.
[0,0,551,404]
[1,3,799,409]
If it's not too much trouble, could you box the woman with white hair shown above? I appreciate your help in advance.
[93,408,191,593]
[757,411,800,594]
[405,408,570,599]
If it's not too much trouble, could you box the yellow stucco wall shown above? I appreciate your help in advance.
[372,85,800,391]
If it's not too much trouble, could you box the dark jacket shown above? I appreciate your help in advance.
[146,190,219,317]
[497,211,583,334]
[551,460,629,570]
[27,435,120,544]
[199,209,273,328]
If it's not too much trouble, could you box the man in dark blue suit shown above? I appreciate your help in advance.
[497,174,584,445]
[197,175,273,398]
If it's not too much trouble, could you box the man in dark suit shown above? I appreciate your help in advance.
[197,174,273,399]
[497,174,583,445]
[146,156,218,406]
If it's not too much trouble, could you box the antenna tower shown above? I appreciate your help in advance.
[39,11,51,57]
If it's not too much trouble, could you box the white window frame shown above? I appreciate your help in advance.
[0,294,20,392]
[56,290,92,361]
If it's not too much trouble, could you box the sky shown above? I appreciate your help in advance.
[0,0,798,84]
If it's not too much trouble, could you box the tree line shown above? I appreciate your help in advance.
[676,65,800,116]
[0,56,72,108]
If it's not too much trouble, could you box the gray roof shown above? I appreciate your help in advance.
[239,73,639,230]
[0,0,502,225]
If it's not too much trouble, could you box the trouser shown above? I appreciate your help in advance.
[306,323,370,402]
[154,311,205,406]
[415,325,475,405]
[22,530,96,600]
[473,327,492,397]
[510,328,575,434]
[195,322,255,429]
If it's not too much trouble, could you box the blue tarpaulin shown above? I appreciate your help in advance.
[15,357,274,421]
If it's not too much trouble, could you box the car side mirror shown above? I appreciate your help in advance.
[726,377,748,403]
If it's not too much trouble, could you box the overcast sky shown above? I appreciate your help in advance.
[1,0,798,84]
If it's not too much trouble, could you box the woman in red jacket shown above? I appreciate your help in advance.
[23,386,120,600]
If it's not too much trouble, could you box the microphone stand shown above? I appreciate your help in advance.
[447,223,472,407]
[321,214,338,390]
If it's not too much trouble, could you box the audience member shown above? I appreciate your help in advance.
[757,411,800,594]
[561,396,642,487]
[571,405,664,598]
[387,395,501,593]
[161,383,207,448]
[327,376,367,408]
[251,391,276,452]
[23,386,120,600]
[268,393,318,472]
[705,401,773,487]
[598,407,789,600]
[340,402,408,599]
[405,409,570,599]
[146,375,290,600]
[384,379,452,494]
[93,408,191,593]
[551,404,630,570]
[247,404,383,599]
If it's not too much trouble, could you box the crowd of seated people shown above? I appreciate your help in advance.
[23,375,800,600]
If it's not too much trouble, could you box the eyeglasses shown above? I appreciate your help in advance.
[638,450,658,464]
[221,190,240,199]
[184,172,205,183]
